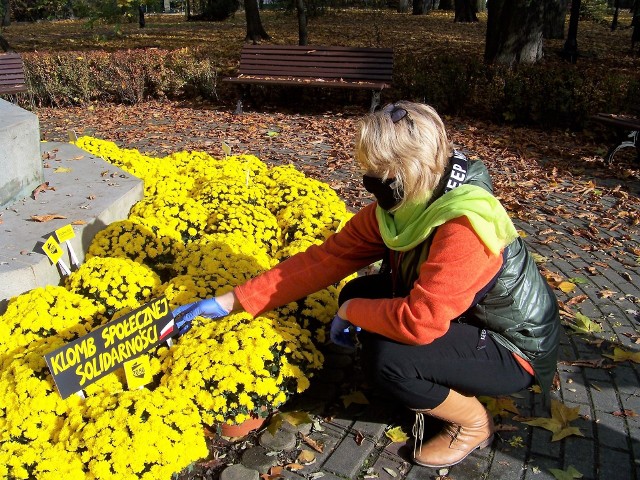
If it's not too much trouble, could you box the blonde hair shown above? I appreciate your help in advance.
[355,101,453,211]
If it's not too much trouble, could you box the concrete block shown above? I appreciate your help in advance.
[0,142,142,312]
[0,99,43,208]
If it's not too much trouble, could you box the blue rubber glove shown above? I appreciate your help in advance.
[172,298,229,335]
[330,315,361,350]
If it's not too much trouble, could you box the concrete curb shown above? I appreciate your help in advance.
[0,141,143,313]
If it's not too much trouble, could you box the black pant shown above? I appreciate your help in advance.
[339,274,534,410]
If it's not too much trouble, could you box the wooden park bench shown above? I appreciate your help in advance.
[0,53,28,97]
[223,44,393,114]
[591,113,640,165]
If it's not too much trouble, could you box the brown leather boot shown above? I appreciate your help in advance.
[412,390,494,468]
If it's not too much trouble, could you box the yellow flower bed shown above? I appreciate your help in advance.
[0,137,354,479]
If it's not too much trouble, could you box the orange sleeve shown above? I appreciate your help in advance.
[235,203,386,316]
[345,216,503,345]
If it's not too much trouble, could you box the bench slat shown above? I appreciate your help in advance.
[592,113,640,131]
[225,77,387,89]
[238,68,391,79]
[0,53,28,96]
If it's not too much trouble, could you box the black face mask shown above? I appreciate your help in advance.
[362,175,404,211]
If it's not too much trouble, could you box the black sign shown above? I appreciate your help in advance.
[44,296,175,399]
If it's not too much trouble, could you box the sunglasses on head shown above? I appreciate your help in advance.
[382,103,409,124]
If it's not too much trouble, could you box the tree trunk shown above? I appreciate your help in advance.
[455,0,478,22]
[611,0,619,31]
[543,0,567,39]
[296,0,307,45]
[0,34,10,52]
[413,0,432,15]
[561,0,580,63]
[138,4,146,28]
[245,0,270,43]
[439,0,453,9]
[632,0,640,48]
[2,0,10,27]
[476,0,486,13]
[398,0,410,13]
[485,0,544,65]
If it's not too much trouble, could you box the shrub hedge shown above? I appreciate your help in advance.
[22,48,219,107]
[19,47,640,129]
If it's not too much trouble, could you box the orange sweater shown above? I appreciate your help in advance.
[235,203,533,373]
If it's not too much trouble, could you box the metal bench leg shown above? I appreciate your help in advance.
[233,85,250,115]
[370,91,381,113]
[605,130,639,165]
[234,99,244,115]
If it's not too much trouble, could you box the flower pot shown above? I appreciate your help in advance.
[220,415,267,438]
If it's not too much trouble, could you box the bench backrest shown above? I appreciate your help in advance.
[237,45,393,86]
[0,53,28,95]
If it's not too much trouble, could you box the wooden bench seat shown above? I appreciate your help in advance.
[223,45,393,113]
[591,113,640,165]
[0,53,28,96]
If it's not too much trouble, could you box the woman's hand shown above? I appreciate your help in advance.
[172,298,229,334]
[330,313,361,350]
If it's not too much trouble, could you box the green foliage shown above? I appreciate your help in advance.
[397,52,638,129]
[580,0,610,21]
[23,49,219,106]
[199,0,239,21]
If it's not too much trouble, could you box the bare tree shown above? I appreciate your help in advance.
[296,0,308,45]
[455,0,478,22]
[245,0,270,43]
[543,0,568,39]
[398,0,410,13]
[561,0,580,63]
[485,0,544,64]
[632,0,640,49]
[2,0,10,26]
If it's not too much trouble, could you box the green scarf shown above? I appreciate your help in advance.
[376,184,519,254]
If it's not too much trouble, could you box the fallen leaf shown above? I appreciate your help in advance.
[54,166,72,173]
[549,465,583,480]
[384,426,409,443]
[566,294,588,306]
[479,396,520,417]
[558,281,576,293]
[532,253,548,264]
[564,312,602,334]
[598,289,617,298]
[302,435,324,453]
[71,220,87,225]
[603,347,640,364]
[30,214,67,222]
[520,399,584,442]
[562,358,608,369]
[296,449,316,465]
[341,390,369,407]
[611,409,637,417]
[354,430,365,446]
[285,463,304,471]
[202,425,217,439]
[31,181,55,199]
[383,467,398,477]
[494,423,520,432]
